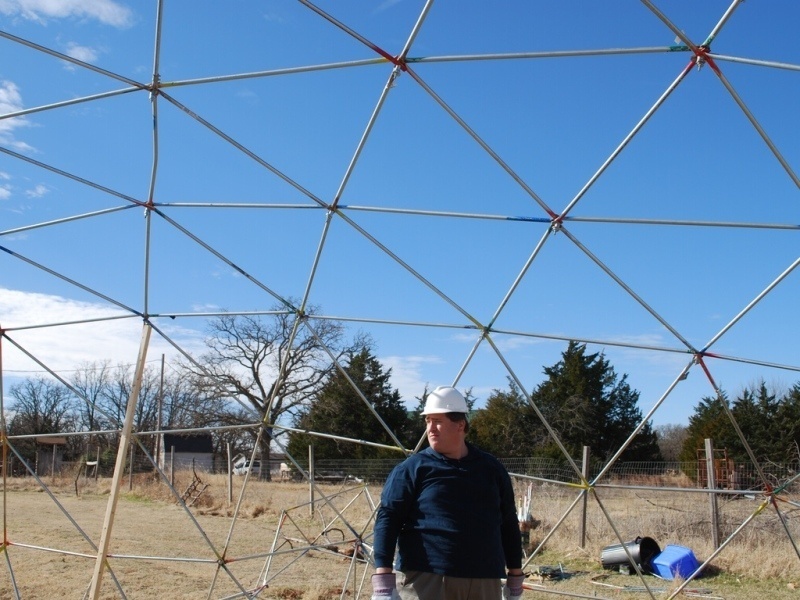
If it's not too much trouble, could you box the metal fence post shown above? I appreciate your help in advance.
[580,446,590,548]
[309,444,315,518]
[704,438,720,549]
[227,442,232,506]
[128,443,134,491]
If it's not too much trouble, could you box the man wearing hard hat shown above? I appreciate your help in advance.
[371,386,526,599]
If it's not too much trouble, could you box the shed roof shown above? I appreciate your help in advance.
[36,436,67,445]
[162,433,213,453]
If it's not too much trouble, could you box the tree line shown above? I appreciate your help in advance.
[287,341,663,463]
[5,361,231,471]
[679,381,800,466]
[5,310,799,476]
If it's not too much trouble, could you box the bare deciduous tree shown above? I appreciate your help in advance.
[182,308,367,478]
[71,360,113,433]
[655,423,688,462]
[70,360,115,460]
[7,377,77,464]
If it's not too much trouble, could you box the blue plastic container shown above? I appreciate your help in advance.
[651,545,700,580]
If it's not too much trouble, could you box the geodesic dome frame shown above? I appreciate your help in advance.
[2,0,800,598]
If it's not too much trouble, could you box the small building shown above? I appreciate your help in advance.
[36,436,67,476]
[158,432,214,473]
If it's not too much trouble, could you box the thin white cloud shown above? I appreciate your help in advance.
[24,183,48,198]
[489,334,542,353]
[382,353,441,406]
[0,287,205,375]
[262,12,285,24]
[64,42,99,64]
[0,80,32,151]
[0,169,14,202]
[0,0,134,27]
[374,0,403,14]
[236,89,259,106]
[190,303,223,313]
[603,333,688,369]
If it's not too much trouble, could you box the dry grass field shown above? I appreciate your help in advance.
[1,471,799,599]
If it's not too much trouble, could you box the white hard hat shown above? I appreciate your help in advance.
[422,386,468,415]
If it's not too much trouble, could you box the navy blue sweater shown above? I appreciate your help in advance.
[373,443,522,578]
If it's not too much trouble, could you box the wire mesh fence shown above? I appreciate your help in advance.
[289,457,800,493]
[17,454,800,496]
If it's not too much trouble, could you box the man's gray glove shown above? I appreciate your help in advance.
[503,573,526,599]
[371,572,400,600]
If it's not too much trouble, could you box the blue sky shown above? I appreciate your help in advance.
[1,0,799,428]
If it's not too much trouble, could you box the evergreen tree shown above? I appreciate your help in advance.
[775,384,800,463]
[470,380,541,457]
[681,381,800,466]
[732,383,778,461]
[286,348,411,461]
[679,393,734,465]
[531,342,662,461]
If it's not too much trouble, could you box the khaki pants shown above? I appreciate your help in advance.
[398,570,502,600]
